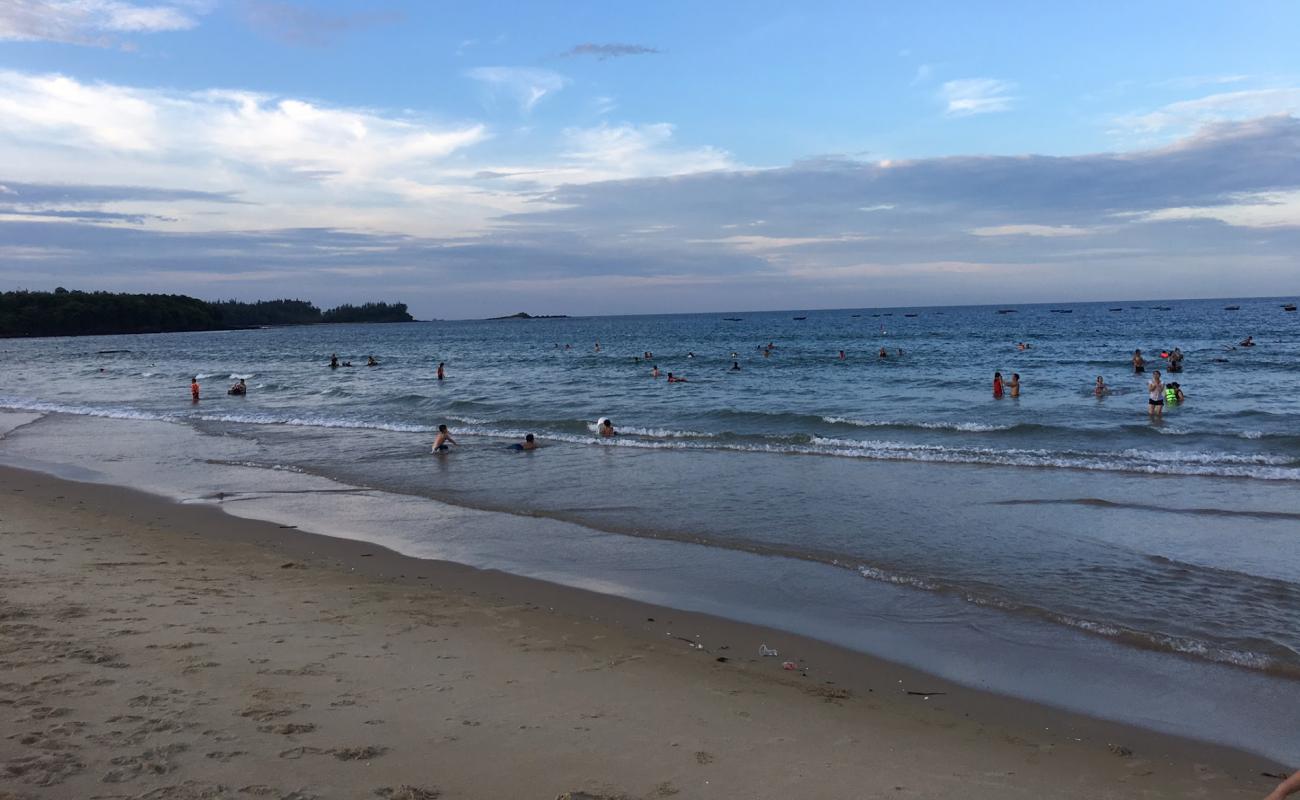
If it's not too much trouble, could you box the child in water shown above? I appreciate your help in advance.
[190,377,200,401]
[1094,376,1109,396]
[432,424,457,452]
[993,372,1004,398]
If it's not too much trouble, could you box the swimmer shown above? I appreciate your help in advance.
[666,372,688,383]
[1168,347,1183,372]
[878,347,888,358]
[367,355,378,366]
[897,348,903,357]
[1132,349,1145,373]
[838,350,846,360]
[651,365,661,378]
[599,418,616,437]
[1017,342,1027,351]
[1008,373,1021,398]
[688,352,695,359]
[329,353,339,369]
[342,361,353,367]
[190,377,200,402]
[1147,370,1164,419]
[1094,376,1109,396]
[730,352,738,358]
[510,433,539,451]
[730,361,741,371]
[595,341,600,352]
[1165,381,1185,404]
[1240,335,1255,347]
[228,378,247,396]
[437,362,445,380]
[432,424,457,452]
[993,371,1004,398]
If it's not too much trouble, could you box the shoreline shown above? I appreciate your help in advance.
[0,463,1287,798]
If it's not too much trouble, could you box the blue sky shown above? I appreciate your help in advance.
[2,1,1299,318]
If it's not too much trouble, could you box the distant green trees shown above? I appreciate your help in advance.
[0,290,415,338]
[321,302,413,323]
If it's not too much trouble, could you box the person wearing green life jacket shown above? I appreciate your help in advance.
[1164,382,1185,405]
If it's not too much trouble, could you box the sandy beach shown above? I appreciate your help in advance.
[0,464,1288,799]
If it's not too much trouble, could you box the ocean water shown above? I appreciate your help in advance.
[3,296,1299,753]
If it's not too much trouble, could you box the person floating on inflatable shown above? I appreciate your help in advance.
[228,378,247,396]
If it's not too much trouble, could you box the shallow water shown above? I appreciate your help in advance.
[3,297,1298,687]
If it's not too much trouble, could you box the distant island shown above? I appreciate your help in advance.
[0,289,414,338]
[487,312,570,320]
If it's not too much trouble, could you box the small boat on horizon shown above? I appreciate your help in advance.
[904,313,918,317]
[997,309,1017,314]
[1109,308,1123,312]
[722,317,743,321]
[793,316,807,320]
[1284,303,1297,312]
[1224,305,1241,310]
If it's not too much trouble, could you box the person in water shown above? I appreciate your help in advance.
[510,433,538,451]
[1008,373,1021,398]
[651,365,661,378]
[1094,376,1110,396]
[1240,335,1255,347]
[878,347,888,358]
[1147,369,1165,419]
[437,362,445,380]
[329,353,339,369]
[730,360,741,371]
[1164,382,1185,404]
[228,378,247,396]
[432,424,457,452]
[838,350,846,360]
[1132,349,1145,373]
[993,371,1004,398]
[190,377,200,402]
[666,372,688,383]
[1167,348,1183,372]
[599,419,616,437]
[367,355,379,366]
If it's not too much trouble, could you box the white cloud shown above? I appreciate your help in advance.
[1118,88,1300,134]
[970,224,1092,237]
[940,78,1016,116]
[1132,190,1300,228]
[465,66,569,113]
[0,0,205,45]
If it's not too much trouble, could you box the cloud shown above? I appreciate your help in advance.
[1117,87,1300,134]
[970,224,1092,237]
[465,66,569,113]
[940,78,1016,116]
[561,43,660,60]
[0,0,206,46]
[0,70,487,188]
[241,1,402,46]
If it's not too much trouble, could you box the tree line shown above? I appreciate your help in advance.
[0,289,413,338]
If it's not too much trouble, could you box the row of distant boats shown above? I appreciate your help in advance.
[722,302,1297,321]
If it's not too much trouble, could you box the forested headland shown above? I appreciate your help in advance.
[0,289,413,338]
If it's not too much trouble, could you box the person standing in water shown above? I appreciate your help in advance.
[651,365,661,378]
[730,361,741,371]
[1147,370,1164,419]
[838,350,846,360]
[1132,349,1145,373]
[432,424,457,452]
[1008,373,1021,398]
[437,362,445,380]
[1095,376,1110,396]
[190,377,200,402]
[993,372,1004,398]
[599,419,616,437]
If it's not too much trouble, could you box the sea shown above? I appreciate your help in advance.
[3,296,1298,761]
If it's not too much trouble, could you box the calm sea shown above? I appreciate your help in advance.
[3,296,1299,755]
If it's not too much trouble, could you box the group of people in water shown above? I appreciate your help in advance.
[189,353,450,402]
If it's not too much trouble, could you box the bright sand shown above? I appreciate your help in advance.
[0,465,1289,799]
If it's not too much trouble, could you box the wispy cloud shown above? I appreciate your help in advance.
[241,1,402,47]
[0,0,206,46]
[561,43,660,60]
[465,66,569,113]
[1116,87,1300,134]
[940,78,1017,116]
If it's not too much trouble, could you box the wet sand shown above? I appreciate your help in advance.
[0,465,1288,799]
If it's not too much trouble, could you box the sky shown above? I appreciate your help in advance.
[1,1,1299,319]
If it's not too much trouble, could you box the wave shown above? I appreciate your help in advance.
[822,416,1017,433]
[4,398,1298,481]
[850,562,1297,678]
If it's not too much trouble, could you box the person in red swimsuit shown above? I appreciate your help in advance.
[190,377,200,402]
[993,372,1004,398]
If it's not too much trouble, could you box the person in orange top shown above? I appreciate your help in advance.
[190,377,200,401]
